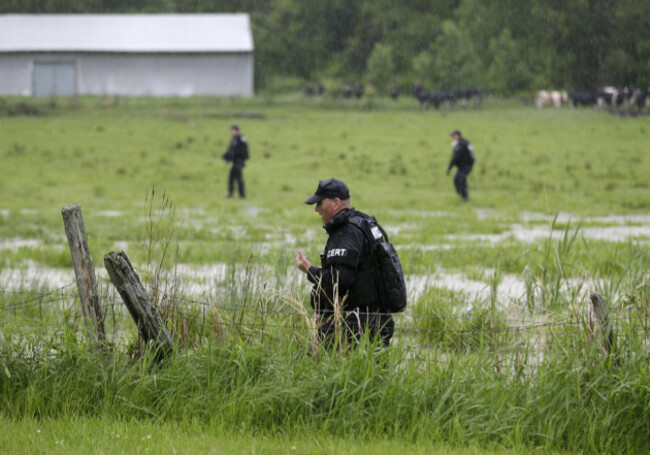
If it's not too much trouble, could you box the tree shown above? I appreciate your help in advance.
[366,43,394,93]
[555,0,616,89]
[411,51,435,88]
[487,29,532,94]
[633,39,650,85]
[612,0,650,85]
[430,20,480,88]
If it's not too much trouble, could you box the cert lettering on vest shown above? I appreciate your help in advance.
[326,248,348,259]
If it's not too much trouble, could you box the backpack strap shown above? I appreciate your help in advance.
[372,217,390,243]
[345,215,375,275]
[348,213,390,243]
[347,214,370,241]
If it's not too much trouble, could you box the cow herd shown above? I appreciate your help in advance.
[412,83,485,110]
[302,81,649,114]
[536,86,650,112]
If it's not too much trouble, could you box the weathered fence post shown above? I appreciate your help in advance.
[590,292,615,354]
[104,251,174,360]
[62,203,105,343]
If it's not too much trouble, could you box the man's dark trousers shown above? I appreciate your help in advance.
[454,165,472,200]
[319,311,394,348]
[228,166,245,197]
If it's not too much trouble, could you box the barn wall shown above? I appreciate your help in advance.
[0,55,33,96]
[0,52,254,97]
[79,53,254,97]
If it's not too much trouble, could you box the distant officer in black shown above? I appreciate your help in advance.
[296,178,394,348]
[222,125,249,198]
[446,130,475,201]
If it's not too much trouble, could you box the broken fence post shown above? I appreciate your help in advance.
[62,203,105,343]
[104,251,174,360]
[590,292,615,354]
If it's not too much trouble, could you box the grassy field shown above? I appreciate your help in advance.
[1,95,649,453]
[1,96,649,265]
[0,417,556,455]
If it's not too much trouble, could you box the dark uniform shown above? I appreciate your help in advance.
[447,131,475,201]
[222,128,249,198]
[303,183,394,348]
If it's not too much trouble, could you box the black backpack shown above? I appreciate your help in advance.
[349,213,408,313]
[459,139,475,167]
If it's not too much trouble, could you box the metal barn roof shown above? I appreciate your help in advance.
[0,14,254,53]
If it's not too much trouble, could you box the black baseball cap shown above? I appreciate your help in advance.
[450,130,461,136]
[230,124,239,131]
[304,178,351,204]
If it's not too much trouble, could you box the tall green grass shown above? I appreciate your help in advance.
[2,233,649,453]
[2,316,650,452]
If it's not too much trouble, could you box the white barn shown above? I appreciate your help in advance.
[0,14,254,97]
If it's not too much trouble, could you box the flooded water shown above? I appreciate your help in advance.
[445,223,650,244]
[0,238,42,251]
[0,208,647,310]
[96,210,124,217]
[444,210,650,244]
[0,257,595,314]
[407,271,527,304]
[522,211,650,225]
[0,260,75,291]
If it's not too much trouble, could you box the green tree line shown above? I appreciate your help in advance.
[3,0,649,93]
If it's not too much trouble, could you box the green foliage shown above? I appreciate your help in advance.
[411,51,435,88]
[2,311,650,452]
[412,287,495,349]
[431,20,481,89]
[366,43,395,94]
[487,29,532,94]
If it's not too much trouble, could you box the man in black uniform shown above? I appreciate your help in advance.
[222,125,249,198]
[295,178,394,348]
[446,130,475,201]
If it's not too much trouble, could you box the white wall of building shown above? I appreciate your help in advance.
[0,54,33,96]
[0,52,254,97]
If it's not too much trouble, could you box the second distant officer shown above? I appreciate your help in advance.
[446,130,475,201]
[222,125,249,198]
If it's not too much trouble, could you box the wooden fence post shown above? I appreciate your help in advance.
[61,203,105,343]
[104,251,174,360]
[590,292,615,354]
